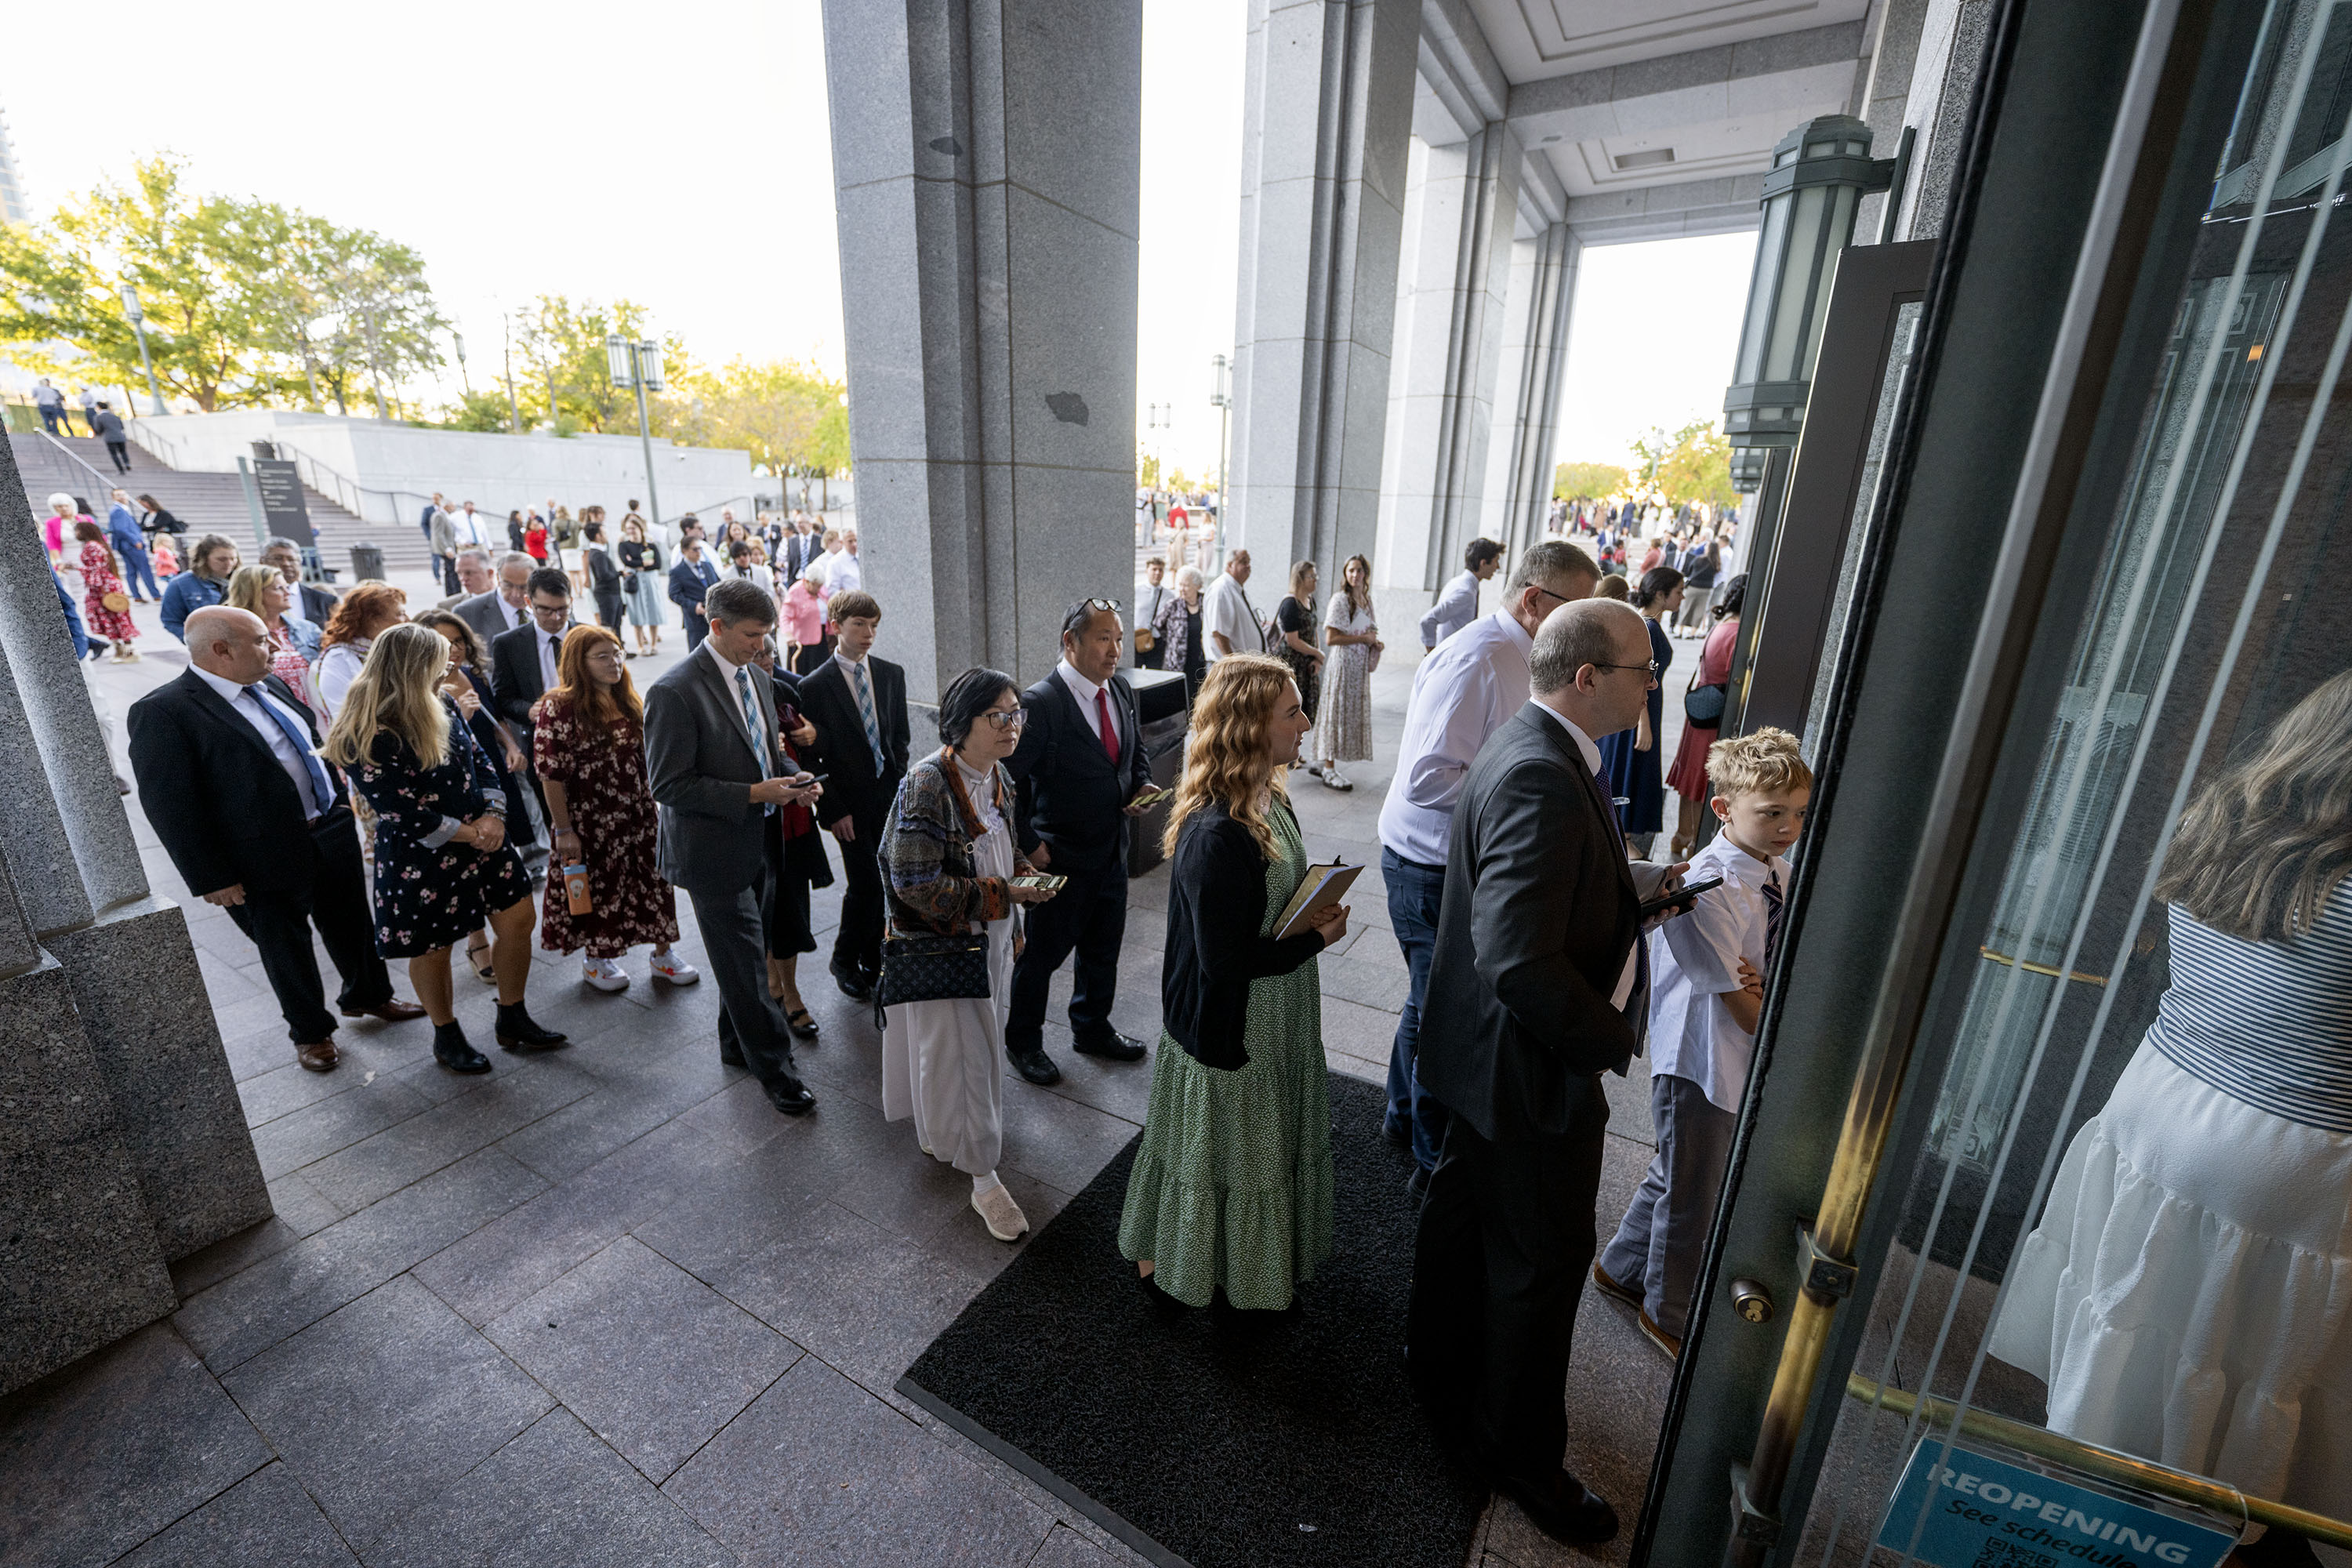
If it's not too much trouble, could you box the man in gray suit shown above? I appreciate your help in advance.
[454,552,536,648]
[644,577,824,1115]
[1404,598,1690,1548]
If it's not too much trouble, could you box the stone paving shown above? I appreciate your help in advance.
[2,578,1693,1567]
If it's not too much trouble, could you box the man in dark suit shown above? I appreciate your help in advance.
[644,579,822,1114]
[669,535,720,652]
[1002,598,1152,1085]
[489,566,575,848]
[793,588,910,1000]
[260,536,337,626]
[456,552,535,649]
[127,606,425,1073]
[1405,599,1686,1548]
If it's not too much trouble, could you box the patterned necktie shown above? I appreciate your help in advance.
[1094,687,1119,764]
[734,666,764,764]
[242,686,335,818]
[1762,869,1785,972]
[853,662,885,771]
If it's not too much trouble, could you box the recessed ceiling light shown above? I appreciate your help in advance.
[1613,147,1676,171]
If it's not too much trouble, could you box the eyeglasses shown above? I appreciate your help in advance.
[1529,585,1576,606]
[1592,660,1661,677]
[528,600,570,616]
[982,710,1029,731]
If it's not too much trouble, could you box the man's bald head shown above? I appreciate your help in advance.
[1528,597,1657,741]
[186,606,274,685]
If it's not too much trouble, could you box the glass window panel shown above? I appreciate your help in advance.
[1766,185,1830,382]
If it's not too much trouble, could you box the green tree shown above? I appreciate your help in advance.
[1137,448,1161,489]
[1554,459,1629,500]
[1650,419,1736,510]
[443,388,515,432]
[660,357,848,478]
[509,295,681,434]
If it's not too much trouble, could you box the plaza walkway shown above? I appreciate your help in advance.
[2,577,1687,1568]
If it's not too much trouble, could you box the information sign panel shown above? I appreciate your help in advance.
[1874,1438,2238,1568]
[252,458,314,542]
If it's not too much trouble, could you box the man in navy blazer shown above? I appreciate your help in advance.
[1001,599,1153,1085]
[669,535,721,652]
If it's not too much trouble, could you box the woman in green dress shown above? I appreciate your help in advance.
[1120,653,1353,1310]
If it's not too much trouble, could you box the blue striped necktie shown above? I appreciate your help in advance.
[1762,869,1785,971]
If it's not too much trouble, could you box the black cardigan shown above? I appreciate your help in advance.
[1160,800,1327,1069]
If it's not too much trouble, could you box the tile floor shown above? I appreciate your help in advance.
[4,606,1693,1567]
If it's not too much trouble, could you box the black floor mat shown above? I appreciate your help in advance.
[898,1073,1486,1568]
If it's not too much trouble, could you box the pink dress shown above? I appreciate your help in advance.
[80,541,139,642]
[782,582,827,648]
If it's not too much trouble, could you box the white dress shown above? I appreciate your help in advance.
[1313,593,1376,764]
[880,757,1017,1178]
[1988,892,2352,1515]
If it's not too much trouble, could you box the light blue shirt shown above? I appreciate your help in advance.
[1418,569,1482,648]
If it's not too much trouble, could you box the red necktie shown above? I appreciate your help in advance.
[1095,688,1120,764]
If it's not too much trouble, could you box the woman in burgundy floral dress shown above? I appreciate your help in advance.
[74,520,141,660]
[532,624,694,993]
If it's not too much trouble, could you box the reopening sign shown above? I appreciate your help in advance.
[1874,1438,2238,1568]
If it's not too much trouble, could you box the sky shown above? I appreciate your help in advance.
[1,0,1748,476]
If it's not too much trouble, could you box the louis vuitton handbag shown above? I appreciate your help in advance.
[873,928,991,1029]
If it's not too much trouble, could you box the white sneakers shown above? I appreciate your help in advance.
[971,1183,1030,1242]
[1321,768,1353,792]
[582,956,630,992]
[648,951,700,985]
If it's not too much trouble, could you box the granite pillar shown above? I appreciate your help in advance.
[0,440,270,1260]
[1371,120,1521,604]
[1226,0,1420,575]
[1477,221,1580,559]
[820,0,1142,703]
[0,844,176,1396]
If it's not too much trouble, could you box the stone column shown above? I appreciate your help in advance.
[820,0,1142,703]
[1370,121,1522,608]
[0,443,270,1261]
[1477,221,1580,558]
[1225,0,1420,575]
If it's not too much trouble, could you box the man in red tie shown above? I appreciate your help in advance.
[1003,599,1157,1085]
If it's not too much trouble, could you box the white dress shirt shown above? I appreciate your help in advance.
[1418,569,1483,648]
[311,638,370,723]
[1528,697,1639,1011]
[1376,610,1534,866]
[1645,832,1785,1112]
[536,625,563,695]
[1203,572,1260,662]
[195,666,323,819]
[1054,659,1122,750]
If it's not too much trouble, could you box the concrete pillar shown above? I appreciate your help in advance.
[820,0,1141,703]
[1478,221,1580,560]
[0,444,270,1261]
[1226,0,1420,576]
[1371,122,1522,605]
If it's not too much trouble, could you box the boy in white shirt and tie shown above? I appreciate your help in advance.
[1594,727,1811,1358]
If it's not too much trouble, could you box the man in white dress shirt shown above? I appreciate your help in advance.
[1202,548,1262,660]
[1419,537,1505,650]
[1132,556,1171,667]
[826,531,863,595]
[1376,539,1599,1186]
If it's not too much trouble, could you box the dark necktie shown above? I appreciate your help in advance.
[1094,688,1119,764]
[242,686,336,818]
[1762,870,1785,971]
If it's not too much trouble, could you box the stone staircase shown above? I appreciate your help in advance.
[8,430,430,578]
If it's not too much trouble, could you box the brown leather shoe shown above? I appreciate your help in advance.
[296,1039,340,1073]
[340,999,428,1023]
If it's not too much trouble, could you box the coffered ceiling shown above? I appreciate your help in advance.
[1467,0,1872,80]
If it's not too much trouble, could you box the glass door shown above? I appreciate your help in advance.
[1638,0,2352,1562]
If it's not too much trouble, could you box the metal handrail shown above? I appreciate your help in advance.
[1846,1374,2352,1549]
[34,430,119,506]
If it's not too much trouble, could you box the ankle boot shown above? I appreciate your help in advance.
[495,1000,568,1052]
[434,1022,492,1074]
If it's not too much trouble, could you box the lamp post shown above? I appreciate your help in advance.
[120,284,166,416]
[1208,352,1232,517]
[502,312,522,432]
[452,331,471,398]
[1721,115,1905,454]
[608,332,666,532]
[1144,401,1173,491]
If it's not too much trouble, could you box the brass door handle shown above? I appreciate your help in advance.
[1731,1279,1776,1323]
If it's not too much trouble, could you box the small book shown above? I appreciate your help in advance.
[1273,859,1365,941]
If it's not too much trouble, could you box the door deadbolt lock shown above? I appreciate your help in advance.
[1730,1279,1775,1323]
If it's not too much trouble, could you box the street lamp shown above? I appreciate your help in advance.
[608,332,666,532]
[1721,115,1905,452]
[1730,447,1769,493]
[120,284,166,416]
[1208,353,1232,510]
[452,331,471,398]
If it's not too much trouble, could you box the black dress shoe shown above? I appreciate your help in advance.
[829,961,873,1002]
[764,1075,818,1115]
[494,1001,568,1052]
[433,1022,492,1075]
[719,1045,748,1068]
[1007,1042,1062,1086]
[1073,1031,1148,1062]
[1494,1468,1617,1547]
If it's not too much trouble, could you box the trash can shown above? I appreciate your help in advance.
[1126,668,1191,877]
[349,542,385,583]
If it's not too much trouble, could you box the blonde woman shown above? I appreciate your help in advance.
[1119,654,1351,1311]
[1312,552,1381,789]
[321,622,566,1073]
[224,564,317,713]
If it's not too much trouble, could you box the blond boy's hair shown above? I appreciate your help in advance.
[1707,726,1813,800]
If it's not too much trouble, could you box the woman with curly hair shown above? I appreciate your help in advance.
[311,581,408,723]
[1120,654,1352,1311]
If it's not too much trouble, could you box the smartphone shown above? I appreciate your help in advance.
[1011,874,1068,892]
[1639,873,1724,917]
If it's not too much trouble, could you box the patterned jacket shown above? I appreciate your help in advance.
[879,748,1038,938]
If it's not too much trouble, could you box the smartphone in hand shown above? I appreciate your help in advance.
[1128,784,1173,809]
[1639,874,1724,919]
[1011,874,1069,892]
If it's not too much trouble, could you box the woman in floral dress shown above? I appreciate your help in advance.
[74,520,140,661]
[532,624,695,993]
[322,622,566,1073]
[1311,553,1379,789]
[225,565,318,716]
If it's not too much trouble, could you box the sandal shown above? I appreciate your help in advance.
[784,1005,820,1040]
[466,936,496,984]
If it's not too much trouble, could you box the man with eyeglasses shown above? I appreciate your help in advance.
[1000,597,1156,1085]
[1375,539,1602,1192]
[489,568,578,861]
